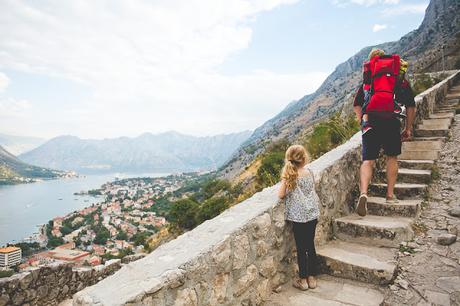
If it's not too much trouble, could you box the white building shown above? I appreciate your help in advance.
[0,247,22,269]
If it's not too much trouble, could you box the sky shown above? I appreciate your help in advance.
[0,0,428,140]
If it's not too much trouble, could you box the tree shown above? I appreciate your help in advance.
[131,231,152,246]
[196,197,229,224]
[169,198,199,230]
[116,230,128,240]
[256,151,285,189]
[94,226,110,245]
[202,179,231,199]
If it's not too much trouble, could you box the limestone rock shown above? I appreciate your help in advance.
[258,256,276,278]
[448,206,460,217]
[437,233,457,245]
[234,264,258,297]
[256,241,269,257]
[395,278,409,290]
[212,238,232,273]
[252,213,271,239]
[436,276,460,293]
[232,233,249,270]
[174,288,198,306]
[209,273,229,305]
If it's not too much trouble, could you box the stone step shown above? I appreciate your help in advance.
[443,98,459,105]
[380,168,431,184]
[446,93,460,100]
[429,113,454,121]
[263,275,384,306]
[436,107,457,113]
[333,215,414,248]
[402,140,442,151]
[412,136,447,142]
[434,109,455,115]
[370,182,428,199]
[417,120,450,129]
[415,127,449,138]
[421,118,452,128]
[317,240,397,285]
[367,196,421,217]
[398,159,434,170]
[398,149,439,160]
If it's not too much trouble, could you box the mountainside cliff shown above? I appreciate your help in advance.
[0,145,61,183]
[220,0,460,180]
[19,131,252,173]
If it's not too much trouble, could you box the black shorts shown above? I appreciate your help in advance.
[362,118,401,160]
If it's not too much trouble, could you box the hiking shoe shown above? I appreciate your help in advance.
[357,193,368,217]
[386,195,399,204]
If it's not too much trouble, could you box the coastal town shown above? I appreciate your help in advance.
[0,172,200,275]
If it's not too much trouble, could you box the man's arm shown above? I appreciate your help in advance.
[399,79,416,142]
[402,106,415,141]
[353,86,364,123]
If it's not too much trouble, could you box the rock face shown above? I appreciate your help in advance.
[0,145,60,182]
[220,0,460,181]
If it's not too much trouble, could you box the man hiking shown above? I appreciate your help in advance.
[353,48,416,217]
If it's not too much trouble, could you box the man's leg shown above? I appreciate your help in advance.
[360,160,375,195]
[386,155,398,199]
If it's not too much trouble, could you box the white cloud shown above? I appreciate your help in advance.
[0,72,9,92]
[0,0,331,138]
[0,97,31,116]
[382,3,428,16]
[372,24,388,32]
[333,0,399,7]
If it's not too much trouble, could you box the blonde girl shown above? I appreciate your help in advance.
[278,144,320,291]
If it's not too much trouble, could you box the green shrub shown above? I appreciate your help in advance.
[256,151,285,189]
[196,197,229,223]
[412,73,433,95]
[169,198,200,230]
[305,113,359,159]
[0,270,14,278]
[202,179,231,199]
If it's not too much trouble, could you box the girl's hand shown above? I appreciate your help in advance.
[278,179,287,199]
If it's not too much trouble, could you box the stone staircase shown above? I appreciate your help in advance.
[264,84,459,305]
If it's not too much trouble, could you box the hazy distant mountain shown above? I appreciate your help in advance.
[19,131,252,173]
[0,133,46,155]
[220,0,460,180]
[0,145,61,184]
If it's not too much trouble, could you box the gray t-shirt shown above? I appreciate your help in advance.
[284,170,320,223]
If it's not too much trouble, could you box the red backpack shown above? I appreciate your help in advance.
[363,54,401,117]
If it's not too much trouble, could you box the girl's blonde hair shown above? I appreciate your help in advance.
[281,145,309,191]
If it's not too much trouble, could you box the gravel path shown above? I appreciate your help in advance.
[383,114,460,306]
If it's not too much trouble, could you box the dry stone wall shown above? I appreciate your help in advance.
[0,260,122,306]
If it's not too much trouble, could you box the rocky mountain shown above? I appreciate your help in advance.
[220,0,460,180]
[0,145,61,184]
[19,131,252,173]
[0,133,46,155]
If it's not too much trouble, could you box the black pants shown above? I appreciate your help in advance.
[291,219,318,278]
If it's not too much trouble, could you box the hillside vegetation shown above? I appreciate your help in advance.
[0,145,62,184]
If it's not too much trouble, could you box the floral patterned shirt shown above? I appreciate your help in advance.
[283,170,320,223]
